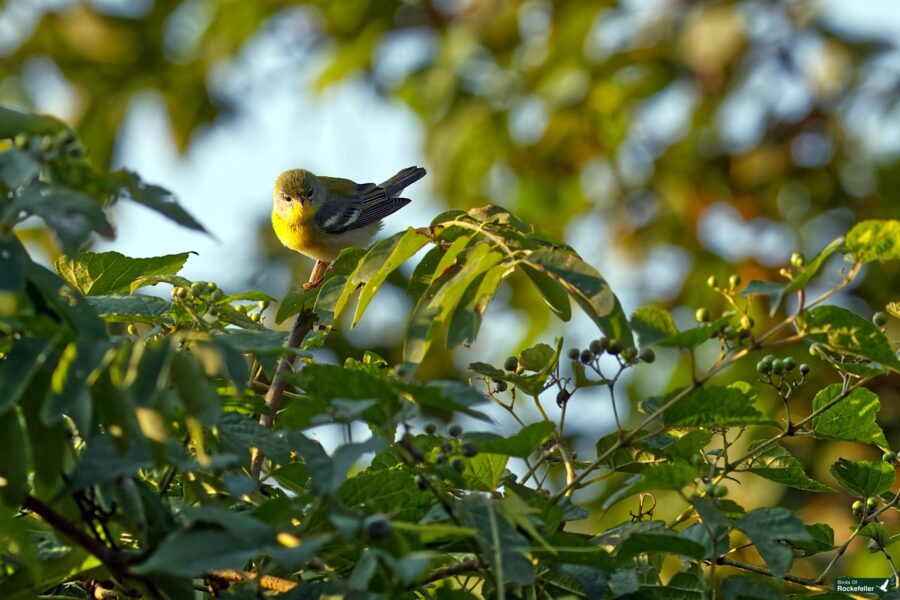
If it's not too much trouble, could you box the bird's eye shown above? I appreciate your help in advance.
[282,194,292,203]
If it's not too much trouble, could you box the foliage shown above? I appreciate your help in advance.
[2,107,900,599]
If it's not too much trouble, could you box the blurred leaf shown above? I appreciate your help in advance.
[603,462,697,508]
[463,496,534,585]
[396,380,491,422]
[812,384,887,447]
[734,508,811,579]
[463,422,555,458]
[13,184,112,254]
[615,531,705,561]
[631,306,678,347]
[0,106,69,137]
[86,295,171,323]
[170,353,220,426]
[648,382,777,428]
[56,251,190,296]
[448,264,506,347]
[656,316,730,349]
[829,458,895,498]
[786,523,835,557]
[0,148,40,189]
[747,442,831,492]
[721,576,781,600]
[0,337,56,415]
[296,435,385,496]
[799,305,900,372]
[0,407,30,505]
[845,220,900,263]
[113,170,207,234]
[522,264,571,321]
[66,435,153,492]
[132,530,265,577]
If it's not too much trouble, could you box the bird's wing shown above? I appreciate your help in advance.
[313,196,363,234]
[314,167,423,235]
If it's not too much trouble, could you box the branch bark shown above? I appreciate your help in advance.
[408,558,483,589]
[250,265,321,478]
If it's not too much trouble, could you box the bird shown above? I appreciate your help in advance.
[272,166,426,289]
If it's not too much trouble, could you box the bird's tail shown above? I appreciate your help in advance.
[380,166,427,198]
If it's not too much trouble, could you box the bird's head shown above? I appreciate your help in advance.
[273,169,324,219]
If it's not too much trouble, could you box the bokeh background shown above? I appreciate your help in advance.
[3,0,900,582]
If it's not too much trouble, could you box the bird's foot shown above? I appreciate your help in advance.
[303,278,323,291]
[303,260,331,291]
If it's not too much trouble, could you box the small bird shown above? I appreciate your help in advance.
[272,166,426,288]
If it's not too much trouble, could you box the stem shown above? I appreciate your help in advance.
[408,558,483,589]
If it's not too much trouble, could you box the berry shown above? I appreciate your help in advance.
[695,308,711,323]
[461,442,477,457]
[874,312,889,327]
[127,323,138,336]
[173,286,188,299]
[435,454,446,465]
[494,380,508,392]
[707,276,719,289]
[567,348,580,360]
[451,459,465,473]
[425,423,437,435]
[441,441,453,454]
[799,363,810,376]
[589,338,608,354]
[705,483,727,498]
[449,424,462,438]
[503,356,519,372]
[723,326,737,340]
[364,514,392,540]
[782,357,796,372]
[607,339,622,355]
[867,496,880,510]
[210,289,224,302]
[808,343,822,357]
[556,388,571,407]
[190,281,205,296]
[206,282,217,291]
[761,354,776,365]
[580,349,594,364]
[728,274,742,289]
[851,500,864,514]
[757,360,771,374]
[883,451,896,463]
[622,347,638,362]
[416,475,428,490]
[790,252,805,268]
[639,348,656,363]
[740,315,754,330]
[770,359,784,375]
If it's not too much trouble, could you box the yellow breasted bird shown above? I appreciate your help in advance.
[272,166,426,288]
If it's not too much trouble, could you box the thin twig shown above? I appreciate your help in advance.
[207,569,298,593]
[408,558,483,589]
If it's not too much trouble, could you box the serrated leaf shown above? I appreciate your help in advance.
[56,251,190,296]
[85,295,171,323]
[603,463,697,508]
[846,219,900,263]
[615,531,705,561]
[656,316,730,349]
[0,148,40,189]
[786,523,835,557]
[463,496,534,585]
[721,576,782,600]
[464,453,509,492]
[463,422,555,458]
[0,337,56,415]
[114,170,207,233]
[734,507,811,579]
[812,384,887,447]
[830,458,895,498]
[799,305,900,372]
[526,249,633,347]
[652,383,777,428]
[296,435,385,496]
[656,570,706,600]
[747,441,831,492]
[13,184,112,254]
[631,306,678,347]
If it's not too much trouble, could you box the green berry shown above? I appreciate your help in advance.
[449,424,462,438]
[851,500,864,514]
[799,363,810,376]
[190,281,205,296]
[622,347,638,362]
[589,338,608,353]
[494,380,508,392]
[707,276,719,289]
[639,348,655,363]
[770,359,784,375]
[174,286,188,299]
[874,312,889,327]
[210,289,224,302]
[867,496,880,510]
[606,339,622,355]
[461,442,477,457]
[762,354,776,365]
[808,343,822,357]
[251,313,262,323]
[127,323,138,336]
[567,348,580,360]
[695,307,711,323]
[757,360,771,374]
[580,349,594,363]
[451,458,465,473]
[425,423,437,435]
[503,356,519,372]
[723,326,737,340]
[728,274,742,289]
[740,315,753,330]
[883,451,896,463]
[364,514,392,540]
[206,281,217,291]
[705,483,727,498]
[782,357,796,372]
[790,252,805,268]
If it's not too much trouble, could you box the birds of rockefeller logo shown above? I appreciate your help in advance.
[835,577,894,595]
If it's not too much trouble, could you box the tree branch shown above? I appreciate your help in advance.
[408,558,483,589]
[207,569,298,593]
[250,266,321,478]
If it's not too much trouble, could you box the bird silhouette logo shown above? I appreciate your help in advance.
[877,579,890,593]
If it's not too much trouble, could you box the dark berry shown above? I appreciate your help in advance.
[364,514,392,540]
[556,388,571,407]
[567,348,580,360]
[448,424,462,438]
[451,459,465,473]
[639,348,655,363]
[874,312,889,327]
[494,380,508,392]
[461,442,477,457]
[799,363,810,376]
[589,338,608,353]
[503,356,519,371]
[425,423,437,435]
[416,475,428,490]
[580,349,594,363]
[621,347,638,362]
[695,308,711,323]
[606,339,622,355]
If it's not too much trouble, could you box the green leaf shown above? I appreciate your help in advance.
[812,384,887,447]
[396,380,490,422]
[630,306,678,347]
[656,316,730,349]
[66,435,153,491]
[296,435,385,496]
[407,245,445,299]
[0,148,40,189]
[615,531,705,561]
[0,337,56,415]
[526,249,633,347]
[132,530,265,577]
[829,458,895,498]
[468,338,563,396]
[405,244,504,365]
[113,169,208,233]
[721,576,782,600]
[655,430,713,462]
[656,570,706,600]
[735,508,811,579]
[463,496,534,586]
[463,422,556,458]
[338,468,434,523]
[447,264,506,347]
[0,407,30,505]
[747,442,831,492]
[521,264,571,321]
[652,383,777,428]
[291,363,401,427]
[463,453,509,492]
[44,338,113,423]
[786,523,835,557]
[274,248,365,325]
[85,295,171,323]
[13,185,113,255]
[0,106,69,137]
[56,251,190,296]
[170,353,221,425]
[846,219,900,263]
[799,305,900,372]
[603,463,697,508]
[352,227,430,327]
